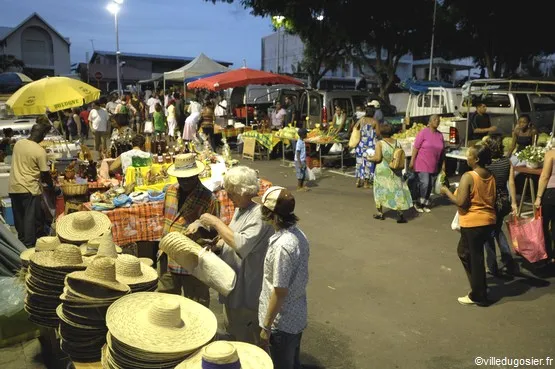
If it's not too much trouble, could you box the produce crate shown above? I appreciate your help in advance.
[1,197,14,226]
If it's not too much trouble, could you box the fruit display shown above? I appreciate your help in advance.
[537,133,550,146]
[392,123,427,139]
[274,126,299,140]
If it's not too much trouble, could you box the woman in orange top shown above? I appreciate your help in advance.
[441,145,496,306]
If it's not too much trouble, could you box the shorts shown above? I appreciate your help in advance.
[295,163,306,180]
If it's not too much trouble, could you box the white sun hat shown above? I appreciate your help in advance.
[106,292,217,355]
[176,341,273,369]
[167,153,205,178]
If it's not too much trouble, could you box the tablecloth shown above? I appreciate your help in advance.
[241,131,281,150]
[125,163,177,192]
[215,125,252,138]
[82,178,272,245]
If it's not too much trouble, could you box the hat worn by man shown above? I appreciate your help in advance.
[67,257,130,293]
[167,153,205,178]
[368,100,381,108]
[21,236,61,263]
[252,186,296,217]
[176,341,273,369]
[106,292,217,355]
[57,211,111,244]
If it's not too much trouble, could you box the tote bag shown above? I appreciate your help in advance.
[506,209,548,263]
[348,123,361,148]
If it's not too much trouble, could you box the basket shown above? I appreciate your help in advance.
[60,183,88,196]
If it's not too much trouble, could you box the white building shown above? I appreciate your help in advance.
[261,31,413,86]
[0,13,71,78]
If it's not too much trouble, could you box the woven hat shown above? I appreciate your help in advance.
[21,236,61,262]
[57,211,111,243]
[176,341,273,369]
[115,254,158,286]
[106,292,217,354]
[159,232,202,271]
[167,153,205,178]
[139,258,153,267]
[80,237,123,257]
[252,186,295,217]
[31,244,87,269]
[66,257,130,293]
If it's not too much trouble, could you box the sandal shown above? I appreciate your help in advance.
[373,213,385,220]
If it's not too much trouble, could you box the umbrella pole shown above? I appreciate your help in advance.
[246,85,248,127]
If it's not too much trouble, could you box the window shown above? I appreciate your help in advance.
[530,95,555,112]
[332,98,351,117]
[515,94,531,112]
[309,95,320,116]
[474,94,511,108]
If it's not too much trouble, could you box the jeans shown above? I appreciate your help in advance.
[458,225,494,303]
[484,215,515,272]
[270,330,303,369]
[417,172,437,206]
[9,193,45,247]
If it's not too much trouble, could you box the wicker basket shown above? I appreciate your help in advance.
[60,183,88,196]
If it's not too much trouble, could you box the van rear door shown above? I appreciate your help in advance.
[529,94,555,133]
[299,90,322,129]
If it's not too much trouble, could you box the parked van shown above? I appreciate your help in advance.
[405,87,463,122]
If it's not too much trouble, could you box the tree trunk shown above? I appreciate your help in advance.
[484,51,495,78]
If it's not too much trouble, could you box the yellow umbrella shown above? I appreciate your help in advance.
[6,76,101,115]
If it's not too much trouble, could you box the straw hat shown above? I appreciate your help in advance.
[159,232,202,271]
[31,244,87,269]
[57,211,111,243]
[106,292,217,354]
[115,255,157,286]
[176,341,273,369]
[139,258,153,267]
[21,236,61,262]
[80,237,123,257]
[66,257,130,293]
[167,153,205,178]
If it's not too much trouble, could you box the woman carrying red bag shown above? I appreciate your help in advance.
[534,149,555,264]
[441,145,496,306]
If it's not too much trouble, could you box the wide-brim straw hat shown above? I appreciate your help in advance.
[176,341,273,369]
[80,237,122,257]
[66,257,130,293]
[159,232,203,271]
[57,211,111,243]
[31,244,87,269]
[115,254,158,286]
[106,292,217,355]
[21,236,61,262]
[167,153,205,178]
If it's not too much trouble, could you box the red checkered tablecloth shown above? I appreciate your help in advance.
[81,178,272,245]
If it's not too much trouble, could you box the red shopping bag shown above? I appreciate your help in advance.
[506,209,548,263]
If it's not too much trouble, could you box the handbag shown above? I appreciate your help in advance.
[384,140,405,170]
[506,208,548,263]
[348,123,361,148]
[451,211,461,232]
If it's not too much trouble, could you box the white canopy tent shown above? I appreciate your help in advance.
[163,53,229,82]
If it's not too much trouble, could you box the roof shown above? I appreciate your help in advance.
[0,13,70,45]
[413,57,472,71]
[91,50,233,67]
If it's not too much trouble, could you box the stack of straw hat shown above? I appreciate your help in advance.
[25,243,87,327]
[175,341,273,369]
[115,254,158,293]
[56,211,111,244]
[57,257,130,362]
[20,236,61,272]
[160,232,236,296]
[102,292,217,369]
[83,232,154,268]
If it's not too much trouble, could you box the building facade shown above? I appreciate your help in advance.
[0,13,71,78]
[261,32,413,86]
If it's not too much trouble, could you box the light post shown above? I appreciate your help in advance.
[107,0,123,96]
[272,15,285,73]
[428,0,438,81]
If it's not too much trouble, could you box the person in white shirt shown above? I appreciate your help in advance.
[106,95,118,116]
[147,94,161,120]
[89,101,110,153]
[215,98,228,117]
[187,98,202,115]
[167,100,177,139]
[271,102,287,130]
[109,134,151,174]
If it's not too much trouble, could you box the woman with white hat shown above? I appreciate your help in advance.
[253,186,309,369]
[157,153,220,307]
[197,166,274,345]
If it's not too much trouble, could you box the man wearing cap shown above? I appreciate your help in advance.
[255,187,309,369]
[368,100,384,123]
[198,166,274,345]
[9,124,53,247]
[157,153,220,307]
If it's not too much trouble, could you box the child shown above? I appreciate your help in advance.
[153,103,166,134]
[295,128,310,191]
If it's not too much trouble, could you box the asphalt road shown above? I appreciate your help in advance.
[237,159,555,369]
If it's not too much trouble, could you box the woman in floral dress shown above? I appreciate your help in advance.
[354,111,380,188]
[369,124,413,223]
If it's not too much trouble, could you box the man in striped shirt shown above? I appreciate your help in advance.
[157,154,220,307]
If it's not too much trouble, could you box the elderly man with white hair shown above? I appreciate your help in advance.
[199,166,274,345]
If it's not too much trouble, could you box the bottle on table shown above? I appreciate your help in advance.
[135,167,144,186]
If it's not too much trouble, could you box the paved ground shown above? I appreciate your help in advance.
[2,157,555,369]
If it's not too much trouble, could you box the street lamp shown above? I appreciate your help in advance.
[272,15,285,73]
[107,0,123,96]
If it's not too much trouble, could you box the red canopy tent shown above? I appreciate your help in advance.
[186,67,303,91]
